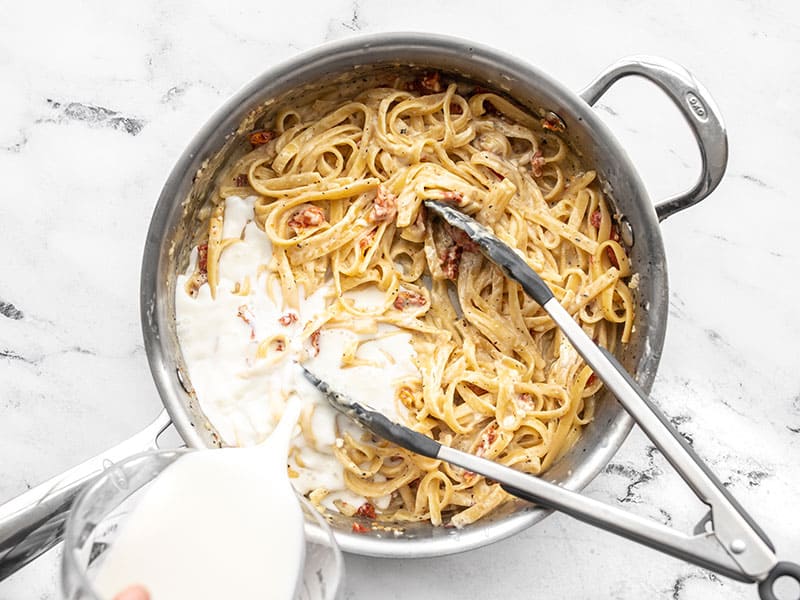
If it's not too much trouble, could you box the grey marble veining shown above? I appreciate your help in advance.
[2,1,800,598]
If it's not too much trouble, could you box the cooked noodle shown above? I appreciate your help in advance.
[192,72,634,526]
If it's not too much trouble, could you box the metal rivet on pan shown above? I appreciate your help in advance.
[730,539,747,554]
[176,367,193,395]
[103,459,129,490]
[619,216,634,247]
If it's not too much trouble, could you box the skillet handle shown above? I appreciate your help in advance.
[579,55,728,222]
[0,410,171,580]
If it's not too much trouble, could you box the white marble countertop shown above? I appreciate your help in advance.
[2,1,799,599]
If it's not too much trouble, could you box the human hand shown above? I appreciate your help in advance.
[112,584,150,600]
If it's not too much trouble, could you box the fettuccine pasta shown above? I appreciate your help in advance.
[190,72,634,527]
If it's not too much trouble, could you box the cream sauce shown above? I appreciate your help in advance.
[175,196,419,511]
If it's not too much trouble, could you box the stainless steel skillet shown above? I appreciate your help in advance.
[0,33,730,576]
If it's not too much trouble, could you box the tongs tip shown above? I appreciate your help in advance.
[301,365,356,414]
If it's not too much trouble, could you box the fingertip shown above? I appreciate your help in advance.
[112,584,150,600]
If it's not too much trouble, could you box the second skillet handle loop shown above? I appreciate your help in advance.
[579,55,728,222]
[0,410,172,581]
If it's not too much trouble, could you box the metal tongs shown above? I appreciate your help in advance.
[303,200,799,600]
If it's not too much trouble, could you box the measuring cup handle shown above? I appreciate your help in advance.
[758,561,800,600]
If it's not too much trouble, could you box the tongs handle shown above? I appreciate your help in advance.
[424,200,793,586]
[584,339,800,598]
[304,365,800,596]
[542,274,776,579]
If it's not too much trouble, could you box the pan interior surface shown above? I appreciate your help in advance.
[141,33,666,557]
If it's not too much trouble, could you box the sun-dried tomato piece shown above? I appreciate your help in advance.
[410,71,442,94]
[441,190,463,204]
[448,225,478,252]
[440,245,463,280]
[278,312,298,326]
[486,426,498,445]
[475,424,498,457]
[606,246,620,269]
[358,228,378,252]
[420,71,442,92]
[516,393,535,409]
[355,502,376,519]
[237,305,256,340]
[288,205,326,233]
[393,290,427,310]
[197,243,209,274]
[234,173,249,187]
[351,522,370,534]
[531,150,545,178]
[590,210,602,229]
[310,329,321,357]
[368,187,397,224]
[249,129,275,147]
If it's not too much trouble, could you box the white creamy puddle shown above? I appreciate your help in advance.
[175,196,419,511]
